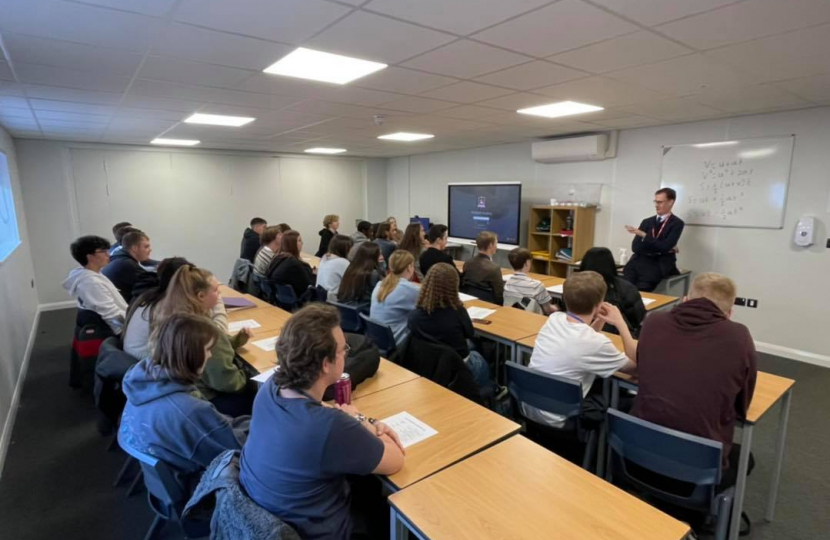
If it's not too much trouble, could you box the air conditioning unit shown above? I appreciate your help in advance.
[532,133,615,163]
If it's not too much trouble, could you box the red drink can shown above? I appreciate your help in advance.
[335,373,352,405]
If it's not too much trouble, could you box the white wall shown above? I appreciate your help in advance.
[16,141,387,305]
[385,107,830,361]
[0,127,40,474]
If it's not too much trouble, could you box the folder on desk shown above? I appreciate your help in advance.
[223,297,256,309]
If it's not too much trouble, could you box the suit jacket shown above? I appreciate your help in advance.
[630,214,685,277]
[462,254,504,305]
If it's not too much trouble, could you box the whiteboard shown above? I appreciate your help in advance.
[660,136,794,228]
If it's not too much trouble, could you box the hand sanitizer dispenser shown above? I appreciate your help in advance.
[794,217,815,247]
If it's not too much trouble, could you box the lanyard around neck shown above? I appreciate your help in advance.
[652,214,670,238]
[566,312,587,324]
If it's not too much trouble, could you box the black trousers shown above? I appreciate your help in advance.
[349,475,389,540]
[622,256,665,292]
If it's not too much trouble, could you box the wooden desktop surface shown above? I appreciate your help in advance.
[389,435,690,540]
[300,252,320,269]
[464,299,547,342]
[352,360,420,400]
[353,377,520,490]
[541,278,678,312]
[237,329,281,372]
[219,284,271,309]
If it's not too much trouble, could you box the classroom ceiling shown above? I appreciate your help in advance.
[1,0,829,157]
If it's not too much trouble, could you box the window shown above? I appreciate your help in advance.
[0,151,21,262]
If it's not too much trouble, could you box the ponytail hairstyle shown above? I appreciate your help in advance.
[376,250,414,302]
[125,257,192,328]
[153,265,215,324]
[150,313,219,383]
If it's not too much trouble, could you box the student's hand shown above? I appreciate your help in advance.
[598,302,625,329]
[373,421,406,455]
[237,327,252,344]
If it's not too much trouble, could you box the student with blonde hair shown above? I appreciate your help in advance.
[386,216,403,243]
[370,250,419,345]
[153,265,255,416]
[315,214,340,257]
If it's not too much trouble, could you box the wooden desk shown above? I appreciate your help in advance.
[228,306,291,335]
[464,299,547,343]
[300,252,320,269]
[353,360,420,399]
[543,279,679,313]
[237,329,280,372]
[389,435,689,540]
[501,269,564,287]
[353,377,520,490]
[219,284,271,309]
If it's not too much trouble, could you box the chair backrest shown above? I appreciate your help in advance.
[118,431,188,512]
[359,313,397,357]
[460,281,497,303]
[329,300,365,333]
[505,361,583,420]
[273,284,298,310]
[314,285,329,303]
[606,408,723,510]
[503,292,543,314]
[401,335,482,404]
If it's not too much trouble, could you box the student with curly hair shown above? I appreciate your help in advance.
[315,214,340,257]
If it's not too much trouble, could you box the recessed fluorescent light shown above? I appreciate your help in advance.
[693,141,739,148]
[264,47,387,85]
[184,113,255,127]
[378,132,434,142]
[517,100,604,118]
[305,147,347,154]
[151,138,200,146]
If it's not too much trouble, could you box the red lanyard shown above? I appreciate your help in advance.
[652,215,670,238]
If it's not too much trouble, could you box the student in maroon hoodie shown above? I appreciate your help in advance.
[632,272,758,490]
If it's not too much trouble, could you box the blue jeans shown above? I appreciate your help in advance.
[464,349,493,392]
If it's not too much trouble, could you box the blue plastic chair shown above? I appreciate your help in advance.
[505,362,598,470]
[605,409,734,540]
[257,276,274,303]
[460,281,497,303]
[273,283,299,311]
[117,432,209,540]
[329,300,366,334]
[314,285,329,303]
[359,313,398,360]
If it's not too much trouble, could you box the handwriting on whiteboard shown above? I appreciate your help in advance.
[685,158,756,221]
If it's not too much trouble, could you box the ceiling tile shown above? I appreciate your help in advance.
[308,85,401,107]
[705,24,830,83]
[0,61,13,80]
[402,40,531,79]
[472,0,637,57]
[153,23,292,71]
[129,78,226,102]
[3,33,143,76]
[64,0,179,17]
[419,81,514,103]
[138,56,255,89]
[21,85,123,105]
[354,67,457,94]
[306,11,455,64]
[15,63,132,93]
[692,85,810,112]
[535,76,669,107]
[474,92,552,111]
[0,96,29,109]
[235,73,346,97]
[374,95,457,114]
[620,98,724,121]
[474,61,586,91]
[606,54,760,97]
[119,94,205,113]
[362,0,552,35]
[0,81,26,96]
[590,115,661,128]
[774,74,830,102]
[117,107,191,121]
[173,0,351,44]
[0,0,164,52]
[589,0,740,26]
[548,31,692,74]
[441,104,505,121]
[35,109,111,123]
[205,89,304,111]
[656,0,830,50]
[29,99,118,116]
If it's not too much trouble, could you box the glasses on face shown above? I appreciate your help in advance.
[340,343,351,357]
[94,249,109,255]
[653,200,669,205]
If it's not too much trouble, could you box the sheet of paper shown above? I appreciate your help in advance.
[641,297,656,306]
[502,274,512,282]
[546,284,564,294]
[252,335,279,351]
[458,292,477,303]
[251,366,278,383]
[228,319,261,332]
[467,307,496,320]
[381,411,438,449]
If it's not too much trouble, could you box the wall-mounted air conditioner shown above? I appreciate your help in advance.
[532,132,616,163]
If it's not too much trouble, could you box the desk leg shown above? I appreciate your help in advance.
[390,507,407,540]
[766,388,792,522]
[596,378,611,478]
[728,424,753,540]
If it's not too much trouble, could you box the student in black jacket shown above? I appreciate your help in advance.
[102,231,153,302]
[418,224,459,278]
[315,214,339,257]
[622,188,685,291]
[579,247,646,337]
[240,217,267,263]
[337,242,384,308]
[266,230,315,300]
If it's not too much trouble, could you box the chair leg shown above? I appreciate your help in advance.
[126,470,144,498]
[715,495,733,540]
[582,430,598,471]
[143,515,165,540]
[113,455,135,487]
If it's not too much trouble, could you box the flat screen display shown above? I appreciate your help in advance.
[447,183,521,245]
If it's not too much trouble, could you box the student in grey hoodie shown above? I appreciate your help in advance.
[62,235,128,335]
[120,314,249,480]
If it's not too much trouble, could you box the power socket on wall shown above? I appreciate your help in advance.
[734,297,759,308]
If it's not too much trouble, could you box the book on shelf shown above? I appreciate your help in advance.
[555,248,573,262]
[530,250,550,259]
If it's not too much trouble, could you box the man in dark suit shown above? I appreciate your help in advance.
[622,187,684,292]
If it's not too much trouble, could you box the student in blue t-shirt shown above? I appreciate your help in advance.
[239,303,405,540]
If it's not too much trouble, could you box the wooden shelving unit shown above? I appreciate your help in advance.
[527,205,596,278]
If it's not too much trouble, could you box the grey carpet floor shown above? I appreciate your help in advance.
[0,309,828,539]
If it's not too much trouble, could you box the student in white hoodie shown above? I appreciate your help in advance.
[63,235,128,335]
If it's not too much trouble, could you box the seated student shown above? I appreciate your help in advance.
[266,230,315,301]
[63,235,128,335]
[240,217,268,263]
[632,272,757,489]
[315,214,339,258]
[153,265,255,417]
[370,250,419,345]
[348,220,372,260]
[120,313,249,482]
[253,225,285,277]
[407,263,498,395]
[240,303,405,540]
[374,222,397,264]
[398,222,426,281]
[316,234,354,302]
[419,224,458,278]
[337,242,384,307]
[462,231,504,305]
[579,247,646,336]
[504,248,557,315]
[386,216,403,243]
[101,230,153,302]
[122,257,191,360]
[526,271,637,428]
[108,221,132,256]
